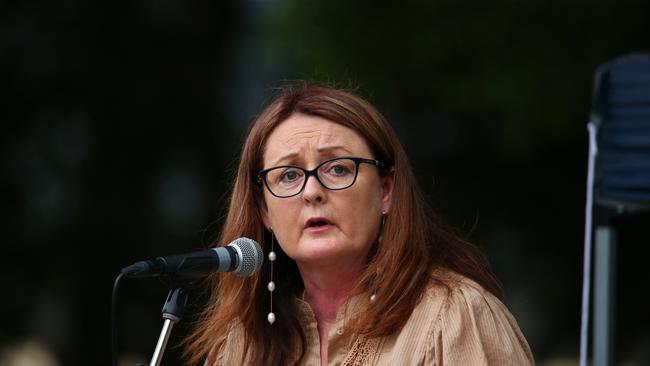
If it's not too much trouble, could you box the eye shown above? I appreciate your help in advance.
[331,165,348,175]
[279,168,303,183]
[326,162,353,176]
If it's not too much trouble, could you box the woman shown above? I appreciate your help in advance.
[184,84,534,365]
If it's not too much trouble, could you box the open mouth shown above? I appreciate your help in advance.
[309,221,328,227]
[305,218,332,228]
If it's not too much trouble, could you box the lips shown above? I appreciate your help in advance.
[304,217,333,229]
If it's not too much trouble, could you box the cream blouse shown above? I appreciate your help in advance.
[213,272,534,365]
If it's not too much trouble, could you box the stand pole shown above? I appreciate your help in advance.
[149,283,191,366]
[593,226,617,366]
[150,317,176,366]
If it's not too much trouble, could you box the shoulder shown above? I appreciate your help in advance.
[423,270,502,319]
[421,270,535,365]
[205,319,249,366]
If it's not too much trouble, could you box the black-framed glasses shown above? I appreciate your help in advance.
[257,157,384,198]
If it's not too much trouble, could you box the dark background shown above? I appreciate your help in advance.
[1,1,649,365]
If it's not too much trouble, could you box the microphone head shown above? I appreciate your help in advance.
[228,237,263,277]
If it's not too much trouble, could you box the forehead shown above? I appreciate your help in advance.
[263,113,372,166]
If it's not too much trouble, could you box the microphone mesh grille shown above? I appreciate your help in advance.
[231,237,263,277]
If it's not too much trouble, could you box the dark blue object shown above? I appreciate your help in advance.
[592,53,650,210]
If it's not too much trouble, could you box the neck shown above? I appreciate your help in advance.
[297,261,364,324]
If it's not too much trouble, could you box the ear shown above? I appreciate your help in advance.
[380,169,394,213]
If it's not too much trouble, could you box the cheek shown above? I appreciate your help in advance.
[264,192,287,225]
[354,178,384,212]
[340,189,383,235]
[268,201,294,226]
[265,199,301,242]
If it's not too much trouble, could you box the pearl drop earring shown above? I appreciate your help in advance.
[267,231,276,324]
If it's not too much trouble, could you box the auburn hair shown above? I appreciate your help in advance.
[183,83,502,365]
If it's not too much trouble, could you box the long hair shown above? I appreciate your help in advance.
[183,83,502,365]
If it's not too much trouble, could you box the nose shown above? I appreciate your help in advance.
[301,174,326,204]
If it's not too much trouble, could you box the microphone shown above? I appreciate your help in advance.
[121,237,263,279]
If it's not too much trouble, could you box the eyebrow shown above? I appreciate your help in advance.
[271,145,354,166]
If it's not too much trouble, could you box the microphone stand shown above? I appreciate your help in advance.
[149,280,192,366]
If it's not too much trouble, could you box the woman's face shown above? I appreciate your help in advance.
[261,113,393,270]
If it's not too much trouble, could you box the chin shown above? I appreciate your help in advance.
[294,238,345,262]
